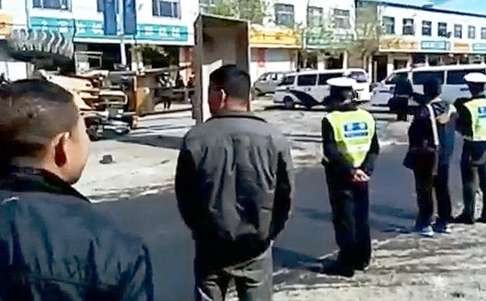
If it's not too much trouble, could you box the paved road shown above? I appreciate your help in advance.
[95,143,463,301]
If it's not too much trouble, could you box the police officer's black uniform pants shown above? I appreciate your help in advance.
[435,163,453,223]
[461,159,486,220]
[326,170,371,268]
[194,247,272,301]
[396,97,409,122]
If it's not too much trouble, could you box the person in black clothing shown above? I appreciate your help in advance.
[404,78,456,236]
[320,77,380,278]
[453,73,486,224]
[0,80,153,301]
[175,65,294,301]
[393,76,413,121]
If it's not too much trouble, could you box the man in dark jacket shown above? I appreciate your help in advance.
[404,78,456,236]
[393,76,413,121]
[321,77,380,278]
[454,73,486,224]
[175,65,293,301]
[0,80,153,301]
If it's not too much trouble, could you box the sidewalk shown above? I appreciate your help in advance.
[274,224,486,301]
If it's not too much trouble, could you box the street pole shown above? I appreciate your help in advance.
[119,0,127,66]
[25,0,31,28]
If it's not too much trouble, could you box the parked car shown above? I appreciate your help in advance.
[273,68,371,109]
[371,64,486,107]
[252,72,287,96]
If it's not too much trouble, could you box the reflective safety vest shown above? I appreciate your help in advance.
[325,109,375,168]
[464,98,486,142]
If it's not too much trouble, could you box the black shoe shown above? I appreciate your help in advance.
[476,216,486,223]
[452,214,475,225]
[320,261,355,278]
[353,262,370,271]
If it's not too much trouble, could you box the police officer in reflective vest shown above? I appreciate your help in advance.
[454,73,486,224]
[321,77,380,277]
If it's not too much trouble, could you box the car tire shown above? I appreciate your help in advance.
[283,96,295,110]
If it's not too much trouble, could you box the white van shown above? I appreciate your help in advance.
[273,68,371,109]
[371,64,486,106]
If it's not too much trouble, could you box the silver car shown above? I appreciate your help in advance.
[252,72,287,96]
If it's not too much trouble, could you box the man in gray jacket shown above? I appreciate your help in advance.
[175,65,294,301]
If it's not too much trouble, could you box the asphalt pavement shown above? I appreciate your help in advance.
[95,142,464,301]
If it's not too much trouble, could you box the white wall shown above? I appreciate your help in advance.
[250,48,297,82]
[0,0,27,27]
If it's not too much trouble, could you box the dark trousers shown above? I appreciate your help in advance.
[396,97,409,121]
[194,247,272,301]
[414,162,452,228]
[326,170,371,268]
[435,164,452,224]
[413,166,434,228]
[461,159,486,220]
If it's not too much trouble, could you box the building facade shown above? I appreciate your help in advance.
[360,1,486,82]
[0,0,199,79]
[200,0,357,82]
[249,0,357,82]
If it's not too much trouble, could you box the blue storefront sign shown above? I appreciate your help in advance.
[29,17,188,43]
[473,43,486,52]
[137,24,188,42]
[421,40,450,51]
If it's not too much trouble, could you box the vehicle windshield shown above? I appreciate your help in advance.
[348,71,368,83]
[385,72,407,85]
[279,75,295,86]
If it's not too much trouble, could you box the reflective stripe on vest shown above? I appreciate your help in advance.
[464,98,486,142]
[325,109,376,168]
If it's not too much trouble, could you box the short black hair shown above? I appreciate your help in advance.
[209,65,251,101]
[0,79,78,160]
[423,78,442,97]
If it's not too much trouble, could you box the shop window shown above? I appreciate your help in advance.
[307,6,323,28]
[199,0,216,13]
[33,0,69,10]
[454,24,462,39]
[383,16,395,35]
[469,26,476,39]
[482,27,486,40]
[402,18,415,36]
[153,0,180,18]
[422,21,432,36]
[275,4,295,27]
[333,9,351,29]
[297,74,317,86]
[438,22,448,38]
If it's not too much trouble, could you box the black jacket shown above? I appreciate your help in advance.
[0,167,153,301]
[455,95,486,165]
[321,104,380,178]
[405,97,456,170]
[175,112,294,265]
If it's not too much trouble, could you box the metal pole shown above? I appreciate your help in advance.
[119,0,127,66]
[25,0,31,28]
